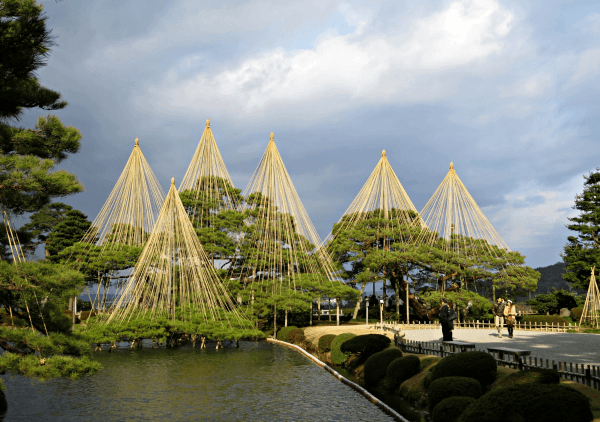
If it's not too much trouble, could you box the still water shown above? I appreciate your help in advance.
[1,341,395,421]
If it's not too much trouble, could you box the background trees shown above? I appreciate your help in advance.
[562,169,600,289]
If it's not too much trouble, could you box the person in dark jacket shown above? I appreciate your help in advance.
[439,298,453,341]
[491,297,505,338]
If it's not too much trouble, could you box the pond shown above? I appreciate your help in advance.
[1,341,396,421]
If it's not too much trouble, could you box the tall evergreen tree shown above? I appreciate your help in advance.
[45,209,91,257]
[20,202,72,258]
[562,169,600,289]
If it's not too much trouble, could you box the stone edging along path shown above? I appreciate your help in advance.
[266,338,409,422]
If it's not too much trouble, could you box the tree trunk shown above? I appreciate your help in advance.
[284,309,288,327]
[336,298,340,326]
[328,298,331,321]
[406,281,410,324]
[395,284,400,316]
[273,304,277,338]
[352,283,367,319]
[317,299,321,321]
[310,298,313,326]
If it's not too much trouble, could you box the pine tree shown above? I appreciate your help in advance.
[45,209,91,257]
[562,169,600,289]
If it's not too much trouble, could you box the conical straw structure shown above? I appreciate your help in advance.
[238,133,338,289]
[107,178,248,326]
[580,267,600,329]
[324,150,421,246]
[178,119,239,226]
[415,162,510,252]
[81,138,165,248]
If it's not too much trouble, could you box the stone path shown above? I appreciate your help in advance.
[402,328,600,366]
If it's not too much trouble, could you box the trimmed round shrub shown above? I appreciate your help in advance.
[427,351,497,388]
[318,334,336,353]
[385,355,421,390]
[432,396,477,422]
[364,347,403,388]
[571,306,584,321]
[494,367,560,388]
[458,384,593,422]
[276,326,298,342]
[288,328,304,343]
[330,333,356,366]
[428,376,482,413]
[340,334,391,359]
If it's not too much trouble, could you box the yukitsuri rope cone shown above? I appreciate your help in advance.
[106,178,249,330]
[414,162,533,294]
[178,119,239,226]
[67,138,165,310]
[235,133,344,326]
[580,267,600,329]
[323,150,421,320]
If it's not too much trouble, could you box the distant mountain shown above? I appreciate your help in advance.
[531,262,585,296]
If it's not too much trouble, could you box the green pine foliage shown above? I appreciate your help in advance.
[363,347,403,388]
[0,353,100,380]
[426,351,497,389]
[458,384,593,422]
[330,333,356,366]
[526,288,582,315]
[428,376,482,413]
[563,169,600,289]
[45,209,92,257]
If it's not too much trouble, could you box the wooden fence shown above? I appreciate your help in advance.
[400,339,600,391]
[373,319,580,333]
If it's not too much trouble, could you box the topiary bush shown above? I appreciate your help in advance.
[428,376,482,413]
[385,355,421,391]
[458,384,593,422]
[288,328,304,343]
[330,333,356,366]
[571,306,584,321]
[364,347,403,388]
[521,315,569,325]
[318,334,336,353]
[493,367,560,388]
[432,396,477,422]
[426,351,497,389]
[276,326,298,342]
[340,334,391,359]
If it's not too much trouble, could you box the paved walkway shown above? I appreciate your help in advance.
[402,328,600,366]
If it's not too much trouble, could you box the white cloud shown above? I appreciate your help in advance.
[141,0,517,120]
[584,13,600,34]
[498,73,553,98]
[483,175,583,250]
[567,48,600,86]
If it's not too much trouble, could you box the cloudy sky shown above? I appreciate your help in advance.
[17,0,600,270]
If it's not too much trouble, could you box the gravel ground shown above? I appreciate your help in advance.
[402,328,600,366]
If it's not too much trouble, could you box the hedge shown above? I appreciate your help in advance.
[493,367,560,389]
[340,334,391,359]
[318,334,336,353]
[571,306,584,321]
[521,315,570,325]
[330,333,356,366]
[364,347,403,388]
[458,384,592,422]
[385,355,421,391]
[432,396,477,422]
[428,376,482,413]
[288,328,304,343]
[426,351,497,388]
[276,326,298,342]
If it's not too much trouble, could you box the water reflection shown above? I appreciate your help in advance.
[1,341,394,421]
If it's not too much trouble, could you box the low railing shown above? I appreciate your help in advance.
[373,319,580,333]
[400,339,600,391]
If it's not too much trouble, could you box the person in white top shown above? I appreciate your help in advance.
[503,299,517,339]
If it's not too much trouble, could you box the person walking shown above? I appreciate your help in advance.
[504,299,516,338]
[492,297,505,338]
[439,298,453,341]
